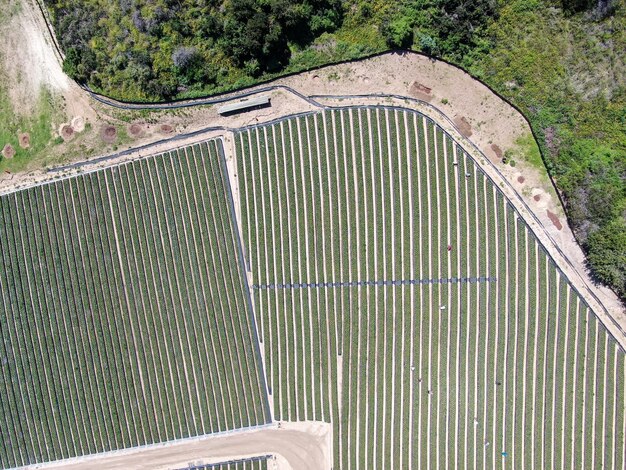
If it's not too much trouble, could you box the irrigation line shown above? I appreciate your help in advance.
[29,0,598,307]
[0,137,220,199]
[49,126,230,173]
[252,276,497,290]
[84,84,323,111]
[215,138,274,424]
[38,91,624,351]
[46,111,320,176]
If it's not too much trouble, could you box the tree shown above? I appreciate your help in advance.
[586,219,626,299]
[62,47,96,83]
[381,16,414,48]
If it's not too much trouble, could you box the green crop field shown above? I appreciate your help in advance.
[235,107,626,470]
[0,104,623,470]
[0,140,270,468]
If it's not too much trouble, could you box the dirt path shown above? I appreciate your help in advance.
[29,422,331,470]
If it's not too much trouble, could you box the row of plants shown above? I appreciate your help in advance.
[0,140,269,467]
[233,108,626,469]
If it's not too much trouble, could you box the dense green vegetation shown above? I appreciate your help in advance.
[44,0,343,100]
[41,0,626,298]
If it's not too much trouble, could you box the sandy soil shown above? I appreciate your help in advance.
[0,0,96,121]
[28,422,331,470]
[1,0,68,112]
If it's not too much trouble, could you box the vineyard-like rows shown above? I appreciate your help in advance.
[0,140,269,468]
[235,107,626,469]
[175,455,270,470]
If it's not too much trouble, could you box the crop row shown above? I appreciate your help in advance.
[0,140,268,467]
[234,106,626,469]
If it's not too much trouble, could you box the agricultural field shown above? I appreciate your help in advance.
[235,107,626,469]
[0,140,270,468]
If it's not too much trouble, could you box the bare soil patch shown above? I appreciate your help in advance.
[517,176,525,184]
[408,81,433,102]
[491,144,503,160]
[453,115,473,137]
[60,124,75,141]
[159,124,174,134]
[71,116,86,132]
[128,123,144,138]
[18,132,30,149]
[547,210,563,231]
[2,144,15,159]
[1,0,69,113]
[100,125,117,144]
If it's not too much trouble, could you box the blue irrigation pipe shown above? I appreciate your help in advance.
[45,95,625,349]
[252,276,496,290]
[30,0,594,303]
[215,138,273,423]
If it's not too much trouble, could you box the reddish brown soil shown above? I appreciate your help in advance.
[409,81,433,102]
[100,125,117,143]
[159,124,174,134]
[534,194,541,201]
[18,133,30,149]
[491,144,503,160]
[128,123,144,137]
[453,116,472,137]
[517,176,525,184]
[61,125,75,141]
[2,144,15,159]
[547,210,563,231]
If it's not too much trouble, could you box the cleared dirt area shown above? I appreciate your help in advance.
[31,422,331,470]
[1,0,68,113]
[0,0,96,122]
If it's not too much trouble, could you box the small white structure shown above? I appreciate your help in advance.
[218,95,270,115]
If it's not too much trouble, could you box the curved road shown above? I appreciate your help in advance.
[31,422,331,470]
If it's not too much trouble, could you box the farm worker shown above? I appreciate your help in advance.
[447,244,452,251]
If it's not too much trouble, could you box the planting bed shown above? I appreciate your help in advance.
[235,107,626,470]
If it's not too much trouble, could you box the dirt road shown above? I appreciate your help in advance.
[29,422,331,470]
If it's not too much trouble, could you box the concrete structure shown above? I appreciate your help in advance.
[218,95,270,115]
